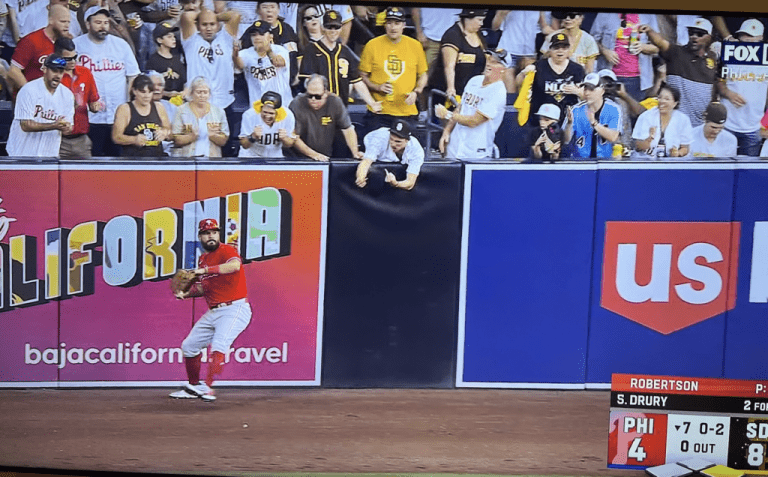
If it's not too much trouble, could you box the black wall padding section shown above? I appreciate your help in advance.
[323,160,464,388]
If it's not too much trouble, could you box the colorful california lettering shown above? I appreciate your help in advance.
[0,187,292,312]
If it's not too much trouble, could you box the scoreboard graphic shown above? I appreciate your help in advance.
[608,374,768,472]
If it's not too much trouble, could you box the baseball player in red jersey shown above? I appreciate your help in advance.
[170,218,252,402]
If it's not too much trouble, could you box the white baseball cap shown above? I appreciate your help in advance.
[736,19,764,38]
[536,103,560,120]
[689,17,713,35]
[84,5,110,21]
[581,72,600,88]
[597,69,618,82]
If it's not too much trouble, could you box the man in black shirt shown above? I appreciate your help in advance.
[639,18,717,127]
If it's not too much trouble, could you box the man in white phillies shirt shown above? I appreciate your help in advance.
[8,53,74,157]
[180,5,240,155]
[239,91,296,158]
[74,6,140,157]
[355,119,425,191]
[234,19,292,106]
[436,48,509,159]
[689,102,738,159]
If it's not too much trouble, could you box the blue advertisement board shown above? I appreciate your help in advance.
[458,163,768,387]
[458,164,597,387]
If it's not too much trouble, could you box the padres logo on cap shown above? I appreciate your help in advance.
[555,33,566,41]
[161,22,172,28]
[329,11,337,19]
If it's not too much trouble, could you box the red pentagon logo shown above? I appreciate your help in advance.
[601,222,740,334]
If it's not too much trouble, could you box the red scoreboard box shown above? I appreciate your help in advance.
[609,374,768,472]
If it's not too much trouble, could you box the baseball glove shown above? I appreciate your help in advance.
[170,269,197,296]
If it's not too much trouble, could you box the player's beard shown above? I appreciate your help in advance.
[201,239,220,251]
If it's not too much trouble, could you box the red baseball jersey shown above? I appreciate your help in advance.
[11,28,54,82]
[61,65,100,135]
[198,243,247,308]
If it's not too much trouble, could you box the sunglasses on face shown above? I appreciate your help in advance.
[324,24,341,30]
[303,14,320,21]
[62,54,78,61]
[564,13,579,19]
[307,93,324,100]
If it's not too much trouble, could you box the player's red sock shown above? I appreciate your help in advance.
[185,354,202,385]
[205,351,225,387]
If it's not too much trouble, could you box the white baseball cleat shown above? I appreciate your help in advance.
[169,382,211,399]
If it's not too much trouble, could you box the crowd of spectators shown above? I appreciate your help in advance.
[2,1,768,171]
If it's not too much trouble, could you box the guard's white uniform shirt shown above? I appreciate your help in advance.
[363,127,425,176]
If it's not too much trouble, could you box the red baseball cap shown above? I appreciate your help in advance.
[198,218,220,233]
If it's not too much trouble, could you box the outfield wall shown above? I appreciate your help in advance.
[1,158,766,388]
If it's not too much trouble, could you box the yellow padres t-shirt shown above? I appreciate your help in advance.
[359,35,428,116]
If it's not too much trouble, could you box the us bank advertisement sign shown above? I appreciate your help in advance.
[458,163,768,388]
[0,163,327,387]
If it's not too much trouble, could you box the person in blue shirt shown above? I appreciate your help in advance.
[564,72,621,158]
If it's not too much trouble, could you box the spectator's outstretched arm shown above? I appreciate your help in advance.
[180,9,198,41]
[710,16,730,40]
[638,24,669,53]
[341,126,362,158]
[435,103,490,128]
[492,10,509,31]
[218,9,240,37]
[442,45,459,99]
[352,81,382,113]
[616,83,647,119]
[292,136,329,161]
[412,8,427,46]
[8,7,17,43]
[7,65,25,93]
[340,19,351,45]
[385,170,418,190]
[355,158,373,187]
[716,80,747,107]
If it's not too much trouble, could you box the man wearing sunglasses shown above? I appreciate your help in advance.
[7,53,74,157]
[289,73,362,161]
[639,17,718,128]
[299,10,380,112]
[55,37,102,158]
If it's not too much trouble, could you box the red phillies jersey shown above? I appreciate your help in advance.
[11,29,54,82]
[198,243,247,308]
[61,65,100,135]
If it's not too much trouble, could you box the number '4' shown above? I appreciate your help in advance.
[628,437,647,462]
